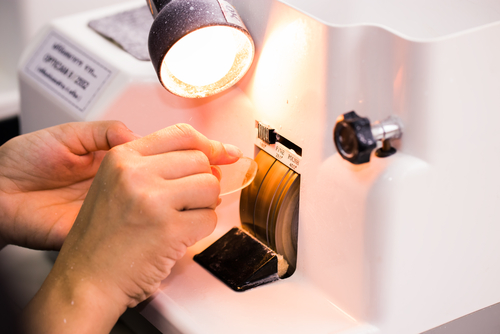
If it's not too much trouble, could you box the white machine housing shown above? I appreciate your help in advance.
[0,0,124,121]
[18,0,500,333]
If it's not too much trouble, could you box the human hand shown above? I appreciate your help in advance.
[0,121,140,250]
[23,123,242,333]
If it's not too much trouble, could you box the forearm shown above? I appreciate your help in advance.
[22,261,126,334]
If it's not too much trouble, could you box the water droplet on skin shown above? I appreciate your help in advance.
[71,301,74,305]
[64,319,66,324]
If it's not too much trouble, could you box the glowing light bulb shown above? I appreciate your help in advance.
[158,25,253,98]
[148,0,255,98]
[165,26,237,87]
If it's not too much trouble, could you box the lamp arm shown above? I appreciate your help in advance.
[146,0,173,18]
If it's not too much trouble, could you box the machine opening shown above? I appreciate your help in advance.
[194,150,300,291]
[240,150,300,277]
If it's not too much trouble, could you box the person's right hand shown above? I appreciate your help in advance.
[23,123,243,334]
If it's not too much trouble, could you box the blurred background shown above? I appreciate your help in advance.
[0,0,123,145]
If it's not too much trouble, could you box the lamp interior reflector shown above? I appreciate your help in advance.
[165,26,237,87]
[159,25,254,98]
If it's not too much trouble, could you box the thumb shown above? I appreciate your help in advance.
[208,140,243,165]
[51,121,140,155]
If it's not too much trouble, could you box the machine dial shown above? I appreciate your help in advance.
[333,111,376,164]
[334,111,403,164]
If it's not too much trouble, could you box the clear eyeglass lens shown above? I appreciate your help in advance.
[214,157,258,196]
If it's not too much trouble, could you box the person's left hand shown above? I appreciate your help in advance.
[0,121,140,250]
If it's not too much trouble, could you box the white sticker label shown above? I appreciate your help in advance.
[217,0,246,28]
[276,142,301,171]
[24,32,113,114]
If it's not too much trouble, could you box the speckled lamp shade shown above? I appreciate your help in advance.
[146,0,254,98]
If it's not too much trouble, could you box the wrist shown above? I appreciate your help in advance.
[23,259,127,334]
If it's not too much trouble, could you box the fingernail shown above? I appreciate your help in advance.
[217,198,222,207]
[223,144,243,158]
[211,165,222,181]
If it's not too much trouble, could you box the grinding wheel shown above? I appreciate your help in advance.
[239,150,300,275]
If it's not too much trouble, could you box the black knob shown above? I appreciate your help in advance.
[334,111,376,164]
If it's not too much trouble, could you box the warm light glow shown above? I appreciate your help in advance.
[249,16,326,121]
[160,26,254,98]
[165,26,236,86]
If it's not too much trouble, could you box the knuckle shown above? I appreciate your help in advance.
[207,173,221,191]
[107,120,129,136]
[174,123,196,139]
[102,147,124,170]
[194,174,220,198]
[179,210,218,248]
[109,120,126,129]
[205,210,217,228]
[107,144,127,158]
[189,150,210,167]
[102,148,146,196]
[171,123,205,149]
[200,210,218,240]
[167,243,188,261]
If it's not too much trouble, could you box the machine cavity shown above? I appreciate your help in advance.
[255,120,303,173]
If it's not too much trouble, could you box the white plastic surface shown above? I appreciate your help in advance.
[279,0,500,40]
[17,0,500,333]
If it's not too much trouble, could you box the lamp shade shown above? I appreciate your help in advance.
[147,0,254,98]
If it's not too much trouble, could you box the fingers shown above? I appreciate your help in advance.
[145,150,213,180]
[127,123,242,165]
[171,208,218,248]
[166,173,221,211]
[49,121,140,156]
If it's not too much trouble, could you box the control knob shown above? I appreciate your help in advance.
[333,111,403,164]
